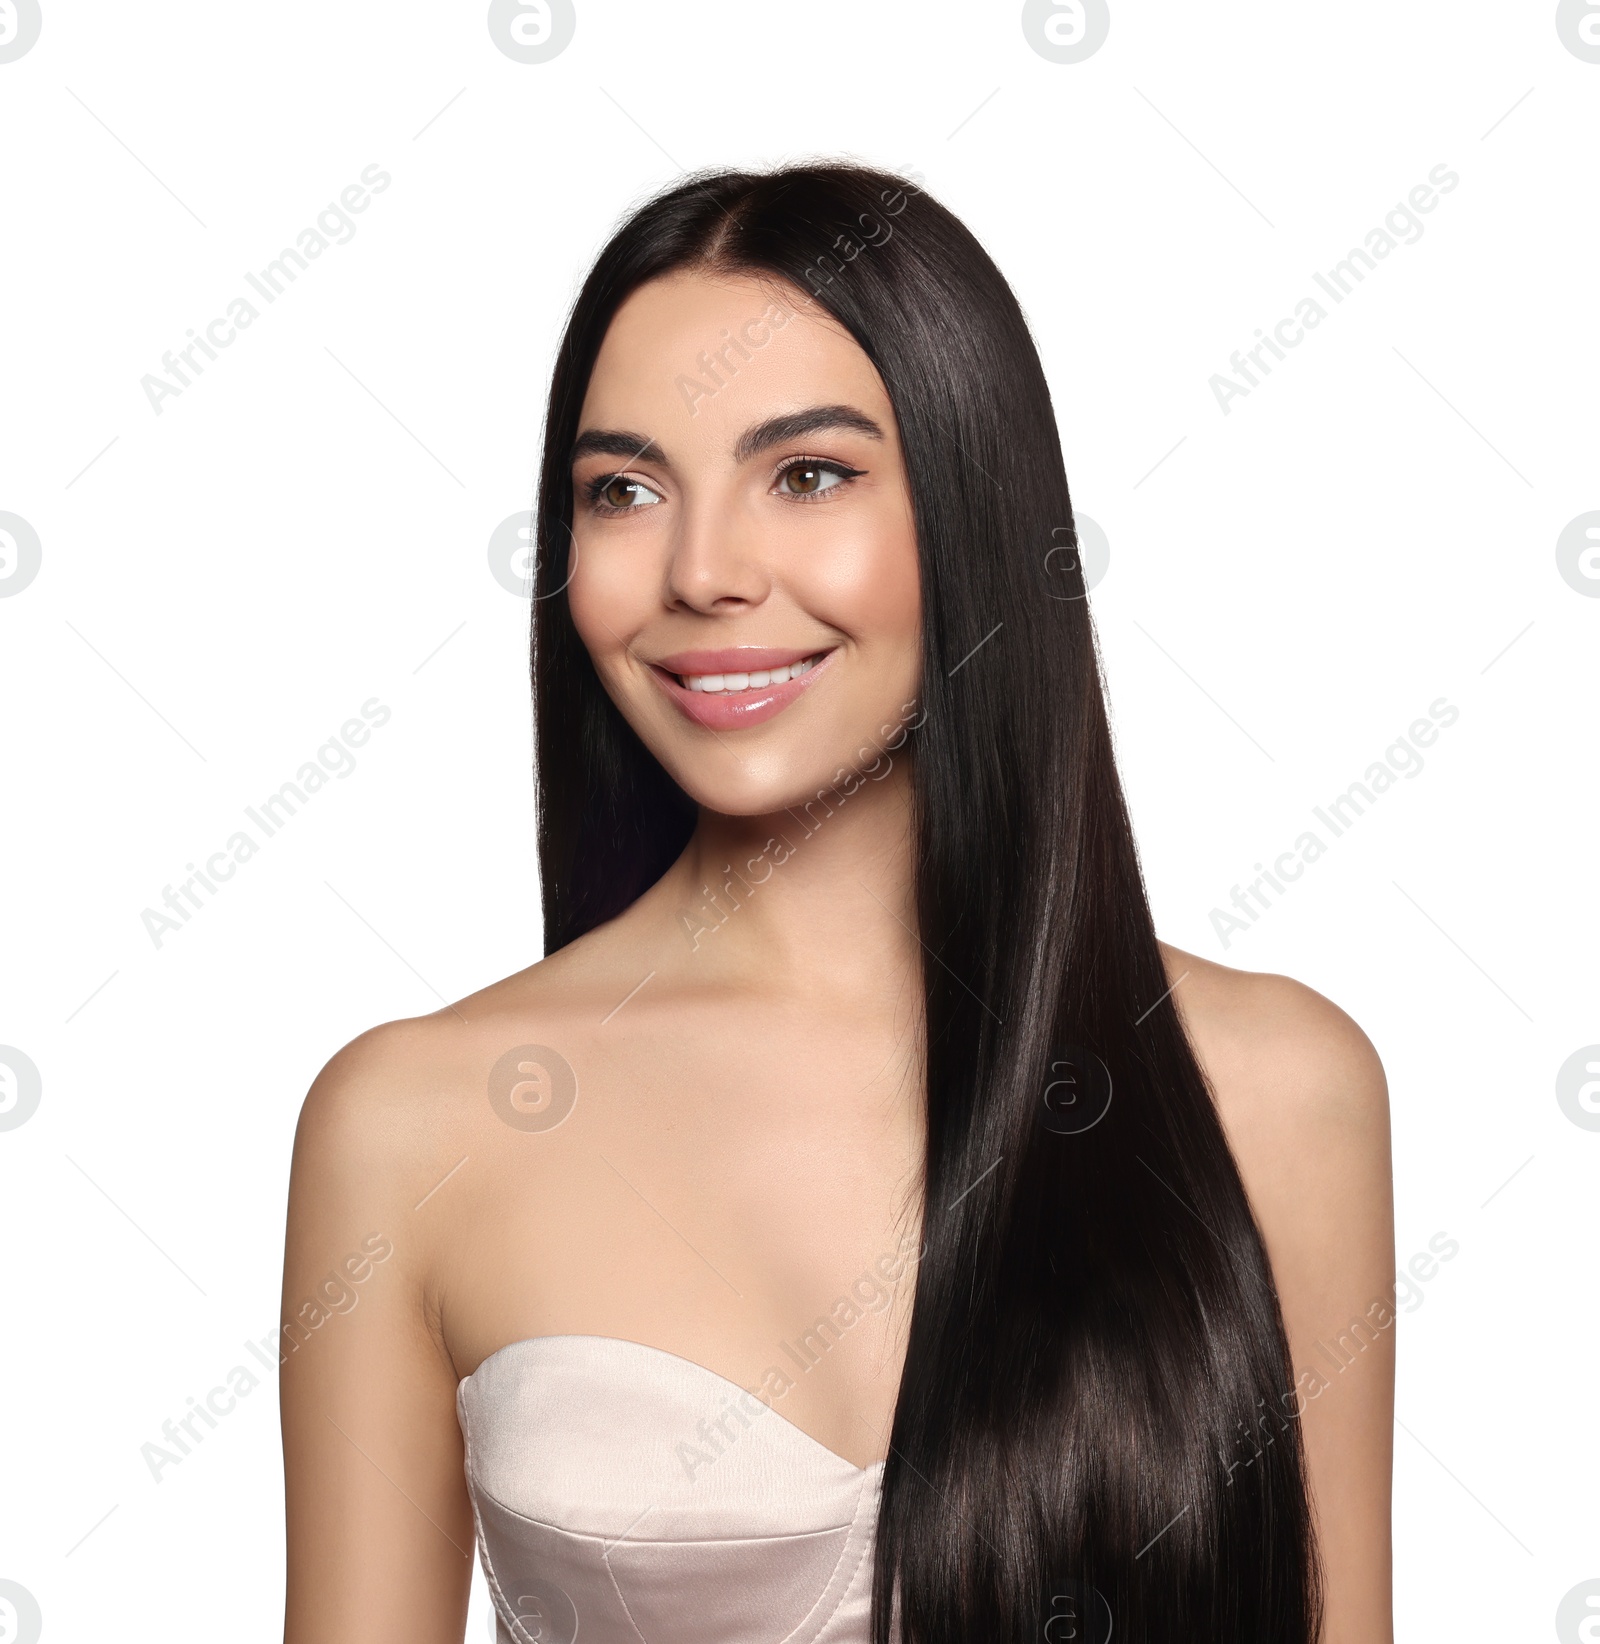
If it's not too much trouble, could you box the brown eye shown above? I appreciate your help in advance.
[778,461,855,497]
[591,474,663,511]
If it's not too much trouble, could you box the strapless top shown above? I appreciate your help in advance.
[456,1334,892,1644]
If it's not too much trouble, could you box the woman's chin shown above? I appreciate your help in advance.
[657,757,891,824]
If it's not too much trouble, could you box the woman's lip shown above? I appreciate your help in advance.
[654,645,827,674]
[648,648,836,731]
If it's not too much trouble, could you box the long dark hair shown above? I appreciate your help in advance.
[531,163,1319,1643]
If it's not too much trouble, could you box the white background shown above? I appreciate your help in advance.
[1,2,1595,1639]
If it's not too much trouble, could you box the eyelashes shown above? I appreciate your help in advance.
[771,456,867,500]
[580,456,867,516]
[583,473,663,513]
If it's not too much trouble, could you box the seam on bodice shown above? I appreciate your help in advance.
[775,1462,880,1644]
[458,1374,883,1643]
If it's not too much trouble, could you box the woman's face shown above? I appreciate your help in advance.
[565,270,922,818]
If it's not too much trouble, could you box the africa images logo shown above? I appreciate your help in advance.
[0,0,42,63]
[488,1044,578,1133]
[1208,164,1460,415]
[138,165,392,416]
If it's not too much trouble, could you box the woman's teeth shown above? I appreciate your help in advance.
[678,656,820,694]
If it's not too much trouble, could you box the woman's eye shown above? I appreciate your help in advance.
[592,475,662,511]
[776,462,853,497]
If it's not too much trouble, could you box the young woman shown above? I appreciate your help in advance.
[280,164,1394,1644]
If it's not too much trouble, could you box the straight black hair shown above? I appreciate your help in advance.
[531,162,1319,1643]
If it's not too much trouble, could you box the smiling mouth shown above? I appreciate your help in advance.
[647,645,838,730]
[673,653,828,694]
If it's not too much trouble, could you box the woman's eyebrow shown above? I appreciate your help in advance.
[734,405,884,463]
[571,428,665,465]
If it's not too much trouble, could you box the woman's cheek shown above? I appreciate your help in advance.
[805,507,919,623]
[567,544,642,672]
[833,546,920,676]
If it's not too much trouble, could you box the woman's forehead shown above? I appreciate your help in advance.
[578,270,892,446]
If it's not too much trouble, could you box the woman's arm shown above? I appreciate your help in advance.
[281,1022,475,1643]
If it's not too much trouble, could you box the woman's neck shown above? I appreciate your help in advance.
[643,757,922,1002]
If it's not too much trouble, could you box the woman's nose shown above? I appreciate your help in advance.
[663,493,772,612]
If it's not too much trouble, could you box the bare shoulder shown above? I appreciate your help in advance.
[1156,941,1395,1374]
[288,933,623,1219]
[278,951,633,1640]
[1155,941,1393,1322]
[1157,941,1389,1153]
